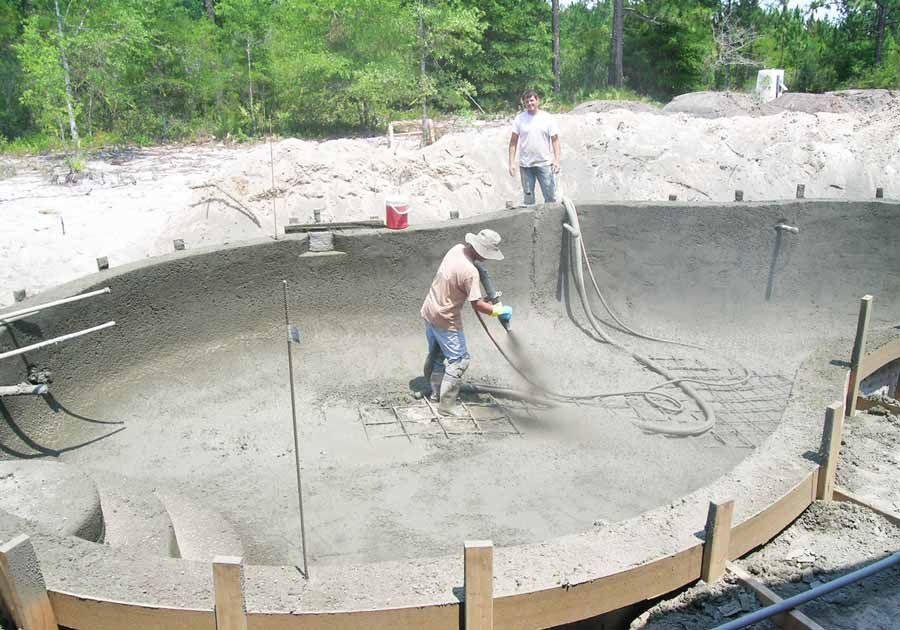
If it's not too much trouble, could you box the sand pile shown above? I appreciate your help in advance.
[1,90,899,308]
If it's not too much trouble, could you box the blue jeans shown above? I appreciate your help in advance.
[424,320,469,373]
[520,165,556,204]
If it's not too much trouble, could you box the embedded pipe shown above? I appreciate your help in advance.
[714,550,900,630]
[775,223,800,234]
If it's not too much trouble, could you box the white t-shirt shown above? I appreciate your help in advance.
[512,110,559,167]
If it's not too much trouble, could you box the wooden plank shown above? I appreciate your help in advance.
[845,295,873,416]
[730,473,817,559]
[815,403,844,501]
[727,564,825,630]
[493,545,704,630]
[0,535,58,630]
[247,605,459,630]
[858,336,900,380]
[833,487,900,527]
[213,556,247,630]
[49,591,215,630]
[701,500,734,583]
[465,541,493,630]
[855,396,900,416]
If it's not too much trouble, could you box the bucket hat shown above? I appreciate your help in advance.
[465,229,504,261]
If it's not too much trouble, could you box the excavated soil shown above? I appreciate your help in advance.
[631,501,900,629]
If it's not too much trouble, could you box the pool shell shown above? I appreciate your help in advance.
[1,199,899,629]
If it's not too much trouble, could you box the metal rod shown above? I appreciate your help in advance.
[0,287,111,326]
[0,321,116,361]
[282,280,308,578]
[714,550,900,630]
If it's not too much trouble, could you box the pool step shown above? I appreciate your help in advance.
[154,489,243,561]
[87,469,180,558]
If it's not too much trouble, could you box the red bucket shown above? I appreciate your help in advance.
[385,198,409,230]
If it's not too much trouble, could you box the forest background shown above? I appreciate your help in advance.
[1,0,898,153]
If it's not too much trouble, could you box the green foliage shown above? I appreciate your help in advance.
[624,1,717,100]
[559,0,612,98]
[0,0,898,150]
[64,153,86,173]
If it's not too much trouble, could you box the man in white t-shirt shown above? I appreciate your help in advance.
[508,89,561,205]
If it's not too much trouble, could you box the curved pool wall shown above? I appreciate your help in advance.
[1,199,899,629]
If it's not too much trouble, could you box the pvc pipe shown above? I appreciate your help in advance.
[562,222,580,237]
[714,550,900,630]
[775,223,799,234]
[0,287,111,326]
[0,321,116,361]
[0,383,48,397]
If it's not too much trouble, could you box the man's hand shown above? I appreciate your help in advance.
[552,160,560,174]
[491,303,513,323]
[508,163,516,177]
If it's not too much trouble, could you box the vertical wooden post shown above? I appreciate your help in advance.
[700,500,734,583]
[213,556,247,630]
[0,535,58,630]
[464,540,493,630]
[845,295,873,417]
[816,402,845,501]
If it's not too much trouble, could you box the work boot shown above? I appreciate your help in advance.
[429,370,444,403]
[437,374,464,417]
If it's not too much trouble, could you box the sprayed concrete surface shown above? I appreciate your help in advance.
[1,200,899,619]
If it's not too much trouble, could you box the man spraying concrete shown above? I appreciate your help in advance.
[421,229,513,416]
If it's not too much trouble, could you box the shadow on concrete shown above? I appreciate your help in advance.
[0,400,126,459]
[42,394,125,426]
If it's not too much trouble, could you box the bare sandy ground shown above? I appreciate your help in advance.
[1,91,898,309]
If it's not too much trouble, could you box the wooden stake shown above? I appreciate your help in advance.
[213,556,247,630]
[0,535,58,630]
[464,540,493,630]
[701,500,734,583]
[816,402,844,501]
[845,295,873,417]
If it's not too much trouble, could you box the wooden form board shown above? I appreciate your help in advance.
[493,546,704,629]
[858,336,900,380]
[833,487,900,527]
[245,606,460,630]
[49,592,215,630]
[727,564,824,630]
[729,473,817,560]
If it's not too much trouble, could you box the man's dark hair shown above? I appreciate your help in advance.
[520,89,540,104]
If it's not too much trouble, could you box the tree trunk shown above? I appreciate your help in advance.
[246,38,256,136]
[205,0,215,21]
[54,0,80,148]
[875,0,887,66]
[609,0,624,87]
[419,14,429,147]
[552,0,560,94]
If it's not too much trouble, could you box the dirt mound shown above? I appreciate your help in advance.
[755,89,898,116]
[570,100,660,115]
[662,91,758,118]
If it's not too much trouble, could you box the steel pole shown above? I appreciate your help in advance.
[282,280,308,578]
